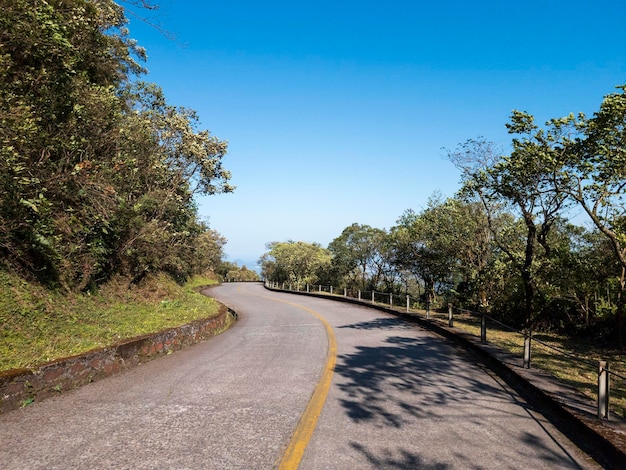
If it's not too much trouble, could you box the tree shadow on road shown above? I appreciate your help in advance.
[334,333,505,427]
[349,441,451,470]
[333,320,587,469]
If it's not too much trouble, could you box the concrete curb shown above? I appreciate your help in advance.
[0,301,237,415]
[265,285,626,469]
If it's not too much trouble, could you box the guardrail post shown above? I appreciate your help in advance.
[406,295,410,313]
[480,314,487,344]
[598,361,610,419]
[523,331,532,369]
[448,303,453,327]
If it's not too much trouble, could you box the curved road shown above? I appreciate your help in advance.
[0,282,598,469]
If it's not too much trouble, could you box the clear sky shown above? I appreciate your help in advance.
[126,0,626,267]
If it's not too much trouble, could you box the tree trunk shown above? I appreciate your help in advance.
[617,266,625,348]
[522,218,537,328]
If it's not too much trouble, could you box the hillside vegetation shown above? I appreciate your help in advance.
[0,1,259,374]
[1,0,231,290]
[0,271,220,371]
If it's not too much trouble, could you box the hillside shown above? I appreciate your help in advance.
[0,271,221,372]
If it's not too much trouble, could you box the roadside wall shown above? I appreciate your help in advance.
[0,305,237,414]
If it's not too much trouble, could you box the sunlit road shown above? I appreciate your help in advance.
[1,282,597,468]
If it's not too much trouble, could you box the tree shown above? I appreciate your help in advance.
[390,204,455,307]
[0,0,148,286]
[260,241,331,287]
[110,83,232,283]
[550,86,626,342]
[0,0,233,289]
[412,195,499,309]
[327,223,390,292]
[447,121,570,327]
[539,223,619,330]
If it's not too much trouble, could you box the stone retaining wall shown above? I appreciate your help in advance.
[0,305,237,414]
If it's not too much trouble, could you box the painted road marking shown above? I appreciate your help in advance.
[242,289,337,470]
[275,301,336,469]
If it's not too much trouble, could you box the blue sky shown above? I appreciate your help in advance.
[126,0,626,266]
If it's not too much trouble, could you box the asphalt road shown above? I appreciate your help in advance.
[0,282,599,469]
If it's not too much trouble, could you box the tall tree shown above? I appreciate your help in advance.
[448,120,569,326]
[550,86,626,342]
[0,0,143,285]
[111,83,232,283]
[0,0,233,289]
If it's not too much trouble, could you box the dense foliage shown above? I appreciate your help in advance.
[216,261,260,282]
[260,86,626,344]
[0,0,232,290]
[260,241,331,287]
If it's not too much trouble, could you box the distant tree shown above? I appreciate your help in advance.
[408,195,500,309]
[390,203,455,307]
[225,265,260,282]
[260,241,331,287]
[327,223,390,292]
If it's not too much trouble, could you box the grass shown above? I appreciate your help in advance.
[0,271,221,371]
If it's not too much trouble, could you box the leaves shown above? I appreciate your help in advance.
[0,0,233,289]
[260,241,331,286]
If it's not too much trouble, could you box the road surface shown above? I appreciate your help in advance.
[0,282,598,468]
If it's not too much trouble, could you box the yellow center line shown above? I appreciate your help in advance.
[242,288,337,470]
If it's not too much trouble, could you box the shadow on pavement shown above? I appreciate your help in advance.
[333,322,588,469]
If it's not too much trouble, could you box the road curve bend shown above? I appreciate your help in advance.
[0,282,599,469]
